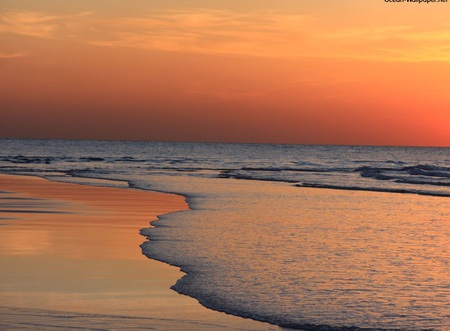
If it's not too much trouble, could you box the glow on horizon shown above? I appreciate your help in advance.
[1,1,450,146]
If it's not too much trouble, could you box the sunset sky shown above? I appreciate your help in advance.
[1,0,450,146]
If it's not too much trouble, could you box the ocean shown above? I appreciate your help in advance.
[1,138,449,331]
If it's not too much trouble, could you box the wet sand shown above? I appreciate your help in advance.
[0,174,277,330]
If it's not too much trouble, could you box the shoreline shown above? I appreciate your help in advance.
[0,174,278,330]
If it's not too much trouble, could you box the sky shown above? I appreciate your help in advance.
[1,0,450,146]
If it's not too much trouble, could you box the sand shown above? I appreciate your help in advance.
[0,174,277,330]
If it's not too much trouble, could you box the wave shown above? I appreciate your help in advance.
[240,166,350,173]
[0,155,145,165]
[218,170,299,183]
[296,183,450,197]
[278,322,430,331]
[0,155,59,164]
[356,165,450,179]
[1,149,450,198]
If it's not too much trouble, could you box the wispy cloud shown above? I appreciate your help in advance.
[3,8,450,62]
[183,84,264,100]
[0,11,92,38]
[0,51,27,59]
[86,9,450,62]
[88,9,315,57]
[322,25,450,62]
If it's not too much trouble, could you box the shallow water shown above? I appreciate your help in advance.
[1,139,449,330]
[140,176,450,330]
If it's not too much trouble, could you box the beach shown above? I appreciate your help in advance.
[1,140,449,330]
[0,174,278,330]
[2,0,450,326]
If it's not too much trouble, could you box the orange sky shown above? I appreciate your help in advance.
[1,0,450,146]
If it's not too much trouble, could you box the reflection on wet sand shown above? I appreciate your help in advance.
[0,174,277,330]
[0,174,189,314]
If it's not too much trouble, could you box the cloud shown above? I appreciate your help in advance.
[3,8,450,63]
[183,85,264,100]
[0,11,92,38]
[86,9,450,63]
[0,52,27,59]
[88,9,315,57]
[321,25,450,62]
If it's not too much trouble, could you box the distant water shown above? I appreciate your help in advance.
[1,139,449,330]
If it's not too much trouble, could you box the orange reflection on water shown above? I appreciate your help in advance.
[0,174,189,315]
[0,174,187,259]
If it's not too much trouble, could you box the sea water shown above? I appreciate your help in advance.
[0,139,449,330]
